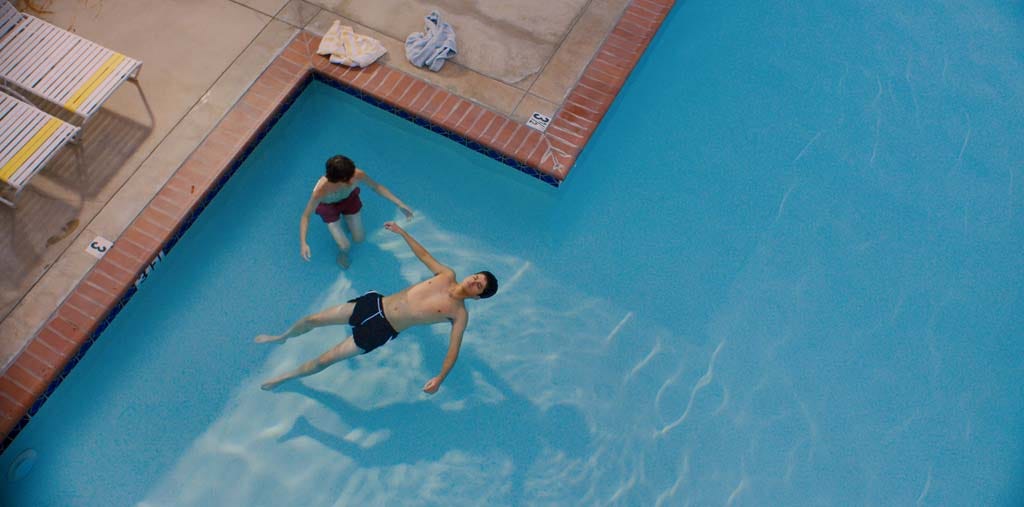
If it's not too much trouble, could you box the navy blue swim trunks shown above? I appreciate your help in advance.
[347,291,398,353]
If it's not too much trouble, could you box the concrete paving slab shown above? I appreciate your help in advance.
[0,183,100,317]
[511,93,558,125]
[234,0,290,17]
[0,315,31,366]
[276,0,321,27]
[530,0,629,103]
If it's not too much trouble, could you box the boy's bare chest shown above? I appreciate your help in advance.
[406,279,457,316]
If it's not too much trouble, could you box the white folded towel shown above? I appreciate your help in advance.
[317,21,387,68]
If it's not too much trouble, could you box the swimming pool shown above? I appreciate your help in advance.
[2,0,1023,504]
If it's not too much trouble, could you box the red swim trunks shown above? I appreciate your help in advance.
[314,187,362,223]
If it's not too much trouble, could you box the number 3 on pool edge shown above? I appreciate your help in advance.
[89,241,107,253]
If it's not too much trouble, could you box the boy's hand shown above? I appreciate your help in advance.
[384,221,405,234]
[422,376,442,394]
[300,243,311,261]
[399,205,414,221]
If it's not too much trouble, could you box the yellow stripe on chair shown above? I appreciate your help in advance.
[64,53,126,112]
[0,118,64,182]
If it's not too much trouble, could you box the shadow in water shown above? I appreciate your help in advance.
[277,353,590,505]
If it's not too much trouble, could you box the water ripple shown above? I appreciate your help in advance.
[655,340,726,437]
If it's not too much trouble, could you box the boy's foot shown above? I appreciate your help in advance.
[336,252,351,269]
[261,379,282,391]
[254,334,284,344]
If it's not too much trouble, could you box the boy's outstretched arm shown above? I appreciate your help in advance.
[384,221,450,275]
[423,310,468,394]
[358,170,413,219]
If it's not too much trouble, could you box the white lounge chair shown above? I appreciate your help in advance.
[0,89,78,207]
[0,1,145,124]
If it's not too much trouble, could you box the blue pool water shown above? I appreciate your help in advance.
[3,1,1023,504]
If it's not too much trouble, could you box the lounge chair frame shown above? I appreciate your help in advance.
[0,89,79,207]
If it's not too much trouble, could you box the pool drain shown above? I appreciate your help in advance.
[7,449,37,482]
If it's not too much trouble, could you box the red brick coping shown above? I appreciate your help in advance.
[0,0,673,445]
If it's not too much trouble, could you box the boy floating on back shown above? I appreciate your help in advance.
[257,222,498,393]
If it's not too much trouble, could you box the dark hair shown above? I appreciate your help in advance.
[325,155,356,182]
[477,271,498,299]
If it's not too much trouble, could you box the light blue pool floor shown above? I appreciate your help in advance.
[2,1,1023,505]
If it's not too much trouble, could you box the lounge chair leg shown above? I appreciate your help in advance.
[0,187,16,207]
[129,76,155,127]
[71,140,85,168]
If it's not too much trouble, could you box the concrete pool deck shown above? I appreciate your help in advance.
[0,0,672,443]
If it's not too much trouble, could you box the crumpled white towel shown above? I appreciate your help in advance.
[317,21,387,68]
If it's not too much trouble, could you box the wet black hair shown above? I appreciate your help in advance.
[477,271,498,299]
[325,155,356,183]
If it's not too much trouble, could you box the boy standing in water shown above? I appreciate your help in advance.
[300,155,413,267]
